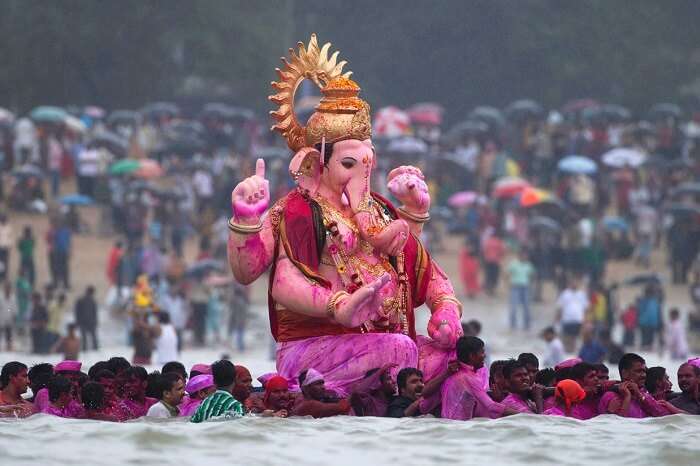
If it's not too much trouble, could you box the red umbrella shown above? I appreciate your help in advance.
[407,103,443,126]
[492,176,531,198]
[135,159,163,179]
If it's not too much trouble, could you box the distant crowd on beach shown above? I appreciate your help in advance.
[1,335,698,422]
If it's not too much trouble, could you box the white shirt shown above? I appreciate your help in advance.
[192,171,213,198]
[160,295,187,330]
[543,338,565,367]
[0,292,16,327]
[146,401,175,418]
[77,148,101,177]
[155,323,179,364]
[557,289,589,324]
[0,224,13,249]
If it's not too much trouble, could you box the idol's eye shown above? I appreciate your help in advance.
[341,157,357,169]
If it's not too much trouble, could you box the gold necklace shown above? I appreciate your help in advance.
[313,196,359,234]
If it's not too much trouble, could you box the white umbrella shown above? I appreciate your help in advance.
[0,107,15,124]
[64,115,87,134]
[374,106,411,138]
[602,148,646,168]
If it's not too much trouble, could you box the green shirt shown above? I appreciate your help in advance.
[190,390,244,423]
[507,259,534,287]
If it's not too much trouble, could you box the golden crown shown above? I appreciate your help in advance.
[269,34,372,152]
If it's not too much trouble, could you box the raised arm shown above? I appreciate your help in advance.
[227,158,276,284]
[387,166,431,237]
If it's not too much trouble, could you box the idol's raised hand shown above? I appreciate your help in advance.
[387,165,430,213]
[231,158,270,223]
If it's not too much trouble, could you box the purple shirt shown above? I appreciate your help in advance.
[441,363,506,420]
[598,389,667,418]
[571,396,599,420]
[502,393,536,414]
[544,406,566,416]
[178,397,203,417]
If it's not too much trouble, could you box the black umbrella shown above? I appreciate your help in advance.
[107,110,140,127]
[664,202,700,217]
[583,104,631,123]
[443,120,489,145]
[468,106,506,129]
[623,273,661,287]
[141,102,180,119]
[505,99,543,122]
[528,216,561,233]
[185,259,225,278]
[649,103,682,120]
[89,131,129,157]
[670,182,700,199]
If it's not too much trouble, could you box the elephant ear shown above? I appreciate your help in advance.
[289,147,322,195]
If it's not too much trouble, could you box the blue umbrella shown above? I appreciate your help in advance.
[602,216,628,231]
[59,194,94,206]
[30,106,68,123]
[557,155,597,174]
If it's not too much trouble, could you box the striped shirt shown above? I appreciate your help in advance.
[190,390,244,423]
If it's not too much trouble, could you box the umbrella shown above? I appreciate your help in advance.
[0,107,15,124]
[407,102,443,126]
[601,148,646,168]
[623,273,662,287]
[386,136,428,155]
[505,99,543,122]
[109,159,140,175]
[84,106,105,119]
[664,202,700,217]
[670,182,700,199]
[447,191,479,208]
[557,155,597,174]
[602,216,629,231]
[649,103,682,120]
[601,104,631,122]
[89,131,129,157]
[185,259,225,278]
[141,102,180,118]
[135,159,163,179]
[561,99,599,118]
[59,194,93,206]
[64,116,87,134]
[12,164,43,178]
[492,176,531,198]
[30,106,67,123]
[528,216,561,233]
[107,110,140,127]
[373,106,411,137]
[519,187,553,208]
[468,106,506,129]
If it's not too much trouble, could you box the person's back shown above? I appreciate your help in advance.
[190,360,244,423]
[155,321,178,365]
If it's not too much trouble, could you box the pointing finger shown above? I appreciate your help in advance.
[255,158,266,178]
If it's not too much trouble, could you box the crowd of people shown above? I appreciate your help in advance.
[1,338,698,422]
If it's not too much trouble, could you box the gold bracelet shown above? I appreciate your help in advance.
[432,295,463,317]
[228,218,263,234]
[326,290,350,320]
[397,206,430,223]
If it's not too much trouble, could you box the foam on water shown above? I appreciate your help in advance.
[1,414,699,466]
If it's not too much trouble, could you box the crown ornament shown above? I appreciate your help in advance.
[269,34,372,152]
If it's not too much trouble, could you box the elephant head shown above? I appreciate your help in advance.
[289,138,409,256]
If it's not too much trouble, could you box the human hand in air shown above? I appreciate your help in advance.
[387,165,430,214]
[231,158,270,224]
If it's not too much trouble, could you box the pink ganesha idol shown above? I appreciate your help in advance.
[227,34,463,395]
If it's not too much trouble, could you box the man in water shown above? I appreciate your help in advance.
[233,365,254,405]
[568,362,602,419]
[0,361,34,417]
[261,375,292,417]
[351,364,397,417]
[502,359,544,414]
[669,363,700,414]
[487,360,509,402]
[41,376,73,417]
[598,353,667,418]
[386,368,424,418]
[190,360,245,422]
[292,369,351,418]
[441,336,518,420]
[121,366,157,419]
[146,372,184,418]
[517,353,539,385]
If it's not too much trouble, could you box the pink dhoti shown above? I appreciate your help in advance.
[276,333,418,396]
